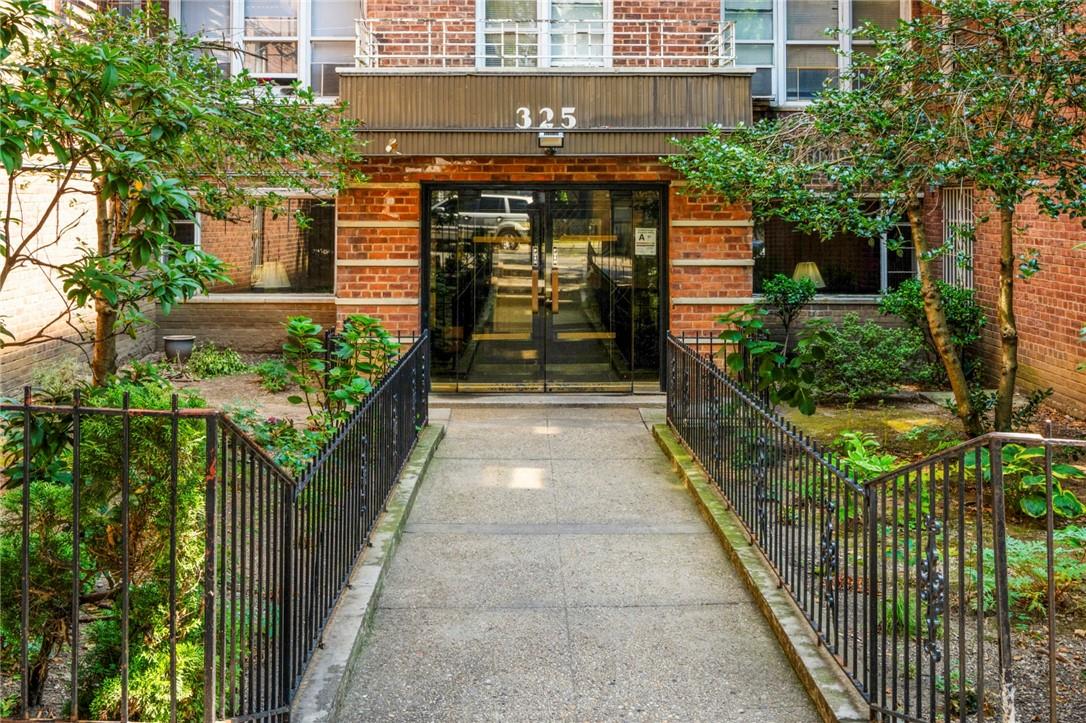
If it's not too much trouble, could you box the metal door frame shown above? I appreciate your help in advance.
[422,182,669,392]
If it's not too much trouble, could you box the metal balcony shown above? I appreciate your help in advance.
[355,18,736,70]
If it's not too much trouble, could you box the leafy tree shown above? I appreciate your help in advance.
[1,2,362,384]
[930,0,1086,430]
[670,0,1086,435]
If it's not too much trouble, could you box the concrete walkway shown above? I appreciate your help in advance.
[338,407,818,722]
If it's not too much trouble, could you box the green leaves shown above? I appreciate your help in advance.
[281,314,399,425]
[966,443,1086,521]
[717,306,832,416]
[2,3,362,382]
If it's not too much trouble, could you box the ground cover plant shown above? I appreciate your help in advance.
[253,358,290,393]
[183,343,248,379]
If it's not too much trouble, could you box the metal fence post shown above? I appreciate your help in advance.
[281,482,295,702]
[203,415,219,723]
[865,487,880,702]
[988,437,1016,722]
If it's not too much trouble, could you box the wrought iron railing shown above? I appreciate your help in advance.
[2,332,430,722]
[354,17,735,69]
[666,333,1084,722]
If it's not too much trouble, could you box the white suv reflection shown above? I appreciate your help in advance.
[431,193,532,248]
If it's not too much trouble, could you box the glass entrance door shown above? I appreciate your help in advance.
[427,187,662,392]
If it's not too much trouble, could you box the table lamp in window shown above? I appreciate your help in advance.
[792,261,826,289]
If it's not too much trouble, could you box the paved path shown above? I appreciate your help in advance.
[339,407,818,722]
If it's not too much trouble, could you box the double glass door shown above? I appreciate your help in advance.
[427,187,663,392]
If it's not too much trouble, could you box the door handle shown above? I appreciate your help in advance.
[531,269,539,313]
[551,269,559,314]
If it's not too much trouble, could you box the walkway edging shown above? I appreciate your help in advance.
[652,423,869,723]
[290,422,446,723]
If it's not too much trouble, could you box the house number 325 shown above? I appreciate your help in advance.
[516,106,577,129]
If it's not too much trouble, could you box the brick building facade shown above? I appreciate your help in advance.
[970,197,1086,416]
[5,1,1085,406]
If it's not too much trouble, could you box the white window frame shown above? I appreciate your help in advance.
[175,216,202,251]
[241,0,305,83]
[726,0,910,108]
[476,0,614,70]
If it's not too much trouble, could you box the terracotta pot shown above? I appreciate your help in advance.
[163,335,196,363]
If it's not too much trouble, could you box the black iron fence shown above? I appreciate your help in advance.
[1,332,430,722]
[666,333,1084,723]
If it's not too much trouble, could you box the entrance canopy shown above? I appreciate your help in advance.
[338,69,753,156]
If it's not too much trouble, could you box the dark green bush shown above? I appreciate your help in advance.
[810,314,931,402]
[878,278,986,383]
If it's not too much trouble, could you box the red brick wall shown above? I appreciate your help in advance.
[157,299,336,353]
[337,155,752,337]
[971,194,1086,416]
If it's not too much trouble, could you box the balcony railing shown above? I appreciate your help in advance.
[355,18,735,69]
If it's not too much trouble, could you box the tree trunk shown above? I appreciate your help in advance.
[994,206,1018,431]
[91,185,117,386]
[907,204,983,436]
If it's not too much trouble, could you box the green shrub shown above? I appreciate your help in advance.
[878,278,986,384]
[810,314,931,402]
[718,306,834,415]
[254,358,290,392]
[184,343,248,378]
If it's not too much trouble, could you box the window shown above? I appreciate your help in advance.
[199,199,335,294]
[310,0,357,97]
[941,187,975,289]
[755,210,916,296]
[170,218,200,249]
[724,1,905,105]
[243,0,298,80]
[479,196,506,213]
[175,0,361,97]
[725,0,774,96]
[481,0,607,68]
